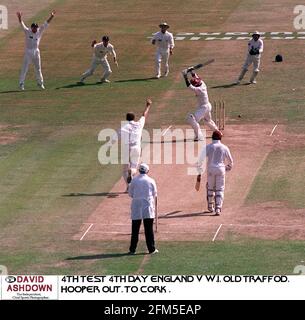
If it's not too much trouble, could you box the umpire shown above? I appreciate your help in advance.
[128,163,159,255]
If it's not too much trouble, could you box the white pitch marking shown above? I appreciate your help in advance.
[80,223,93,241]
[269,124,278,136]
[212,224,223,242]
[162,125,172,136]
[205,37,216,40]
[190,37,201,41]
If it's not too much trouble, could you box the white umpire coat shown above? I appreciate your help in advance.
[128,174,157,220]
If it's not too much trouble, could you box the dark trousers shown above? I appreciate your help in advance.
[129,218,155,253]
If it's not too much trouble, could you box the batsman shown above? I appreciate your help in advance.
[182,62,218,141]
[196,130,233,216]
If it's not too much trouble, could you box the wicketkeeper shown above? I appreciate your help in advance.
[196,130,233,216]
[236,31,264,84]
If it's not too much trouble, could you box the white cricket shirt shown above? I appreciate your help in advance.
[21,21,48,51]
[93,42,116,59]
[151,31,175,51]
[189,80,210,107]
[197,140,233,174]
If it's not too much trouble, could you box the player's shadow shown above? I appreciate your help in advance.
[0,89,40,94]
[66,252,146,260]
[55,82,105,90]
[115,77,157,83]
[211,83,238,89]
[62,192,126,198]
[160,210,216,219]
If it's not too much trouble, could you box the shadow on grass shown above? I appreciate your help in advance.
[66,252,146,260]
[0,89,39,94]
[55,82,105,90]
[160,211,216,219]
[63,192,126,198]
[211,83,238,89]
[115,77,157,83]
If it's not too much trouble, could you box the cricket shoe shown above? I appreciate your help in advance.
[101,79,111,83]
[150,249,159,255]
[215,208,221,216]
[164,71,169,77]
[38,83,45,90]
[234,80,241,85]
[207,205,214,213]
[155,74,161,79]
[250,80,257,84]
[19,83,25,91]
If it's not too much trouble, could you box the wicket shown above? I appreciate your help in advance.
[212,100,225,130]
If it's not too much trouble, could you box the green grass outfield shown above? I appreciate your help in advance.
[0,0,304,275]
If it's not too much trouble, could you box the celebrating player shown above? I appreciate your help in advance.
[17,10,56,91]
[80,35,117,84]
[106,99,152,191]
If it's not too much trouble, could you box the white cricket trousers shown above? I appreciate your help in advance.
[81,57,112,81]
[243,54,261,72]
[20,49,44,85]
[207,166,226,211]
[187,102,218,139]
[122,145,141,186]
[155,48,170,76]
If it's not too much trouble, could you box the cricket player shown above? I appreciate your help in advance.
[196,130,233,216]
[128,163,158,255]
[236,31,264,84]
[151,22,175,78]
[17,10,56,91]
[80,35,117,84]
[182,70,218,141]
[107,99,152,190]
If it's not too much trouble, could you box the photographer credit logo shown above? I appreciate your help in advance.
[293,5,305,29]
[293,261,305,275]
[0,5,8,30]
[2,276,58,300]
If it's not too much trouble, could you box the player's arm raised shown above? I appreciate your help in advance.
[16,12,28,31]
[47,10,56,24]
[142,98,152,118]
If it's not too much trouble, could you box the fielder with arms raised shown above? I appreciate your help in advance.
[107,99,152,191]
[17,10,55,91]
[196,130,233,216]
[182,69,218,141]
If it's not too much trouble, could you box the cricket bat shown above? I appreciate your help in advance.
[187,59,215,73]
